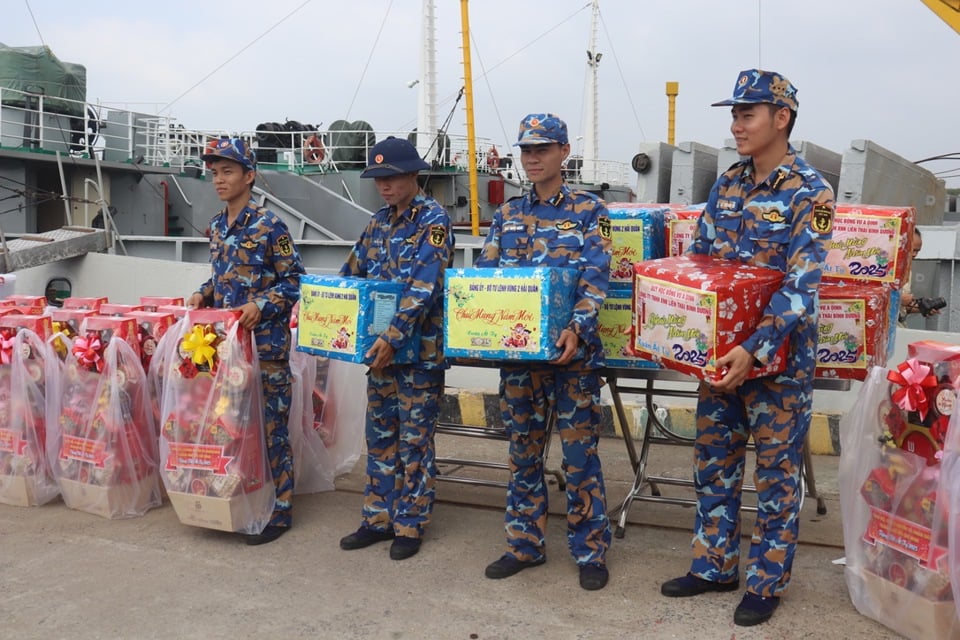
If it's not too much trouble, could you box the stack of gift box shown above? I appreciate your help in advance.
[0,314,58,506]
[52,315,161,518]
[841,341,960,639]
[159,309,274,533]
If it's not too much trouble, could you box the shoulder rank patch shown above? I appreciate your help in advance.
[811,204,833,234]
[598,216,612,240]
[761,209,787,224]
[276,234,293,256]
[428,224,447,248]
[555,220,578,231]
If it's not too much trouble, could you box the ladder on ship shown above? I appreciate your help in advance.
[0,226,112,273]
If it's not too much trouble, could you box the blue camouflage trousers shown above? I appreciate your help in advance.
[361,366,444,539]
[260,360,294,528]
[689,377,813,597]
[499,366,610,566]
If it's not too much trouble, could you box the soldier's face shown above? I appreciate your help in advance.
[520,143,569,185]
[209,160,254,204]
[373,173,420,208]
[730,104,787,157]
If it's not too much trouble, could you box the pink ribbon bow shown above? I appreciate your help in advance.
[0,329,15,365]
[72,333,105,373]
[887,358,938,422]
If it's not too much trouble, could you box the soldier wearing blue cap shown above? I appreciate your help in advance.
[338,136,454,560]
[188,136,306,545]
[475,113,614,590]
[660,70,835,626]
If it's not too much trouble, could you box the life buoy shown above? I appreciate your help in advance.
[304,134,325,164]
[486,145,500,170]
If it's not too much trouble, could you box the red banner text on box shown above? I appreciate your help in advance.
[862,506,946,568]
[165,442,233,475]
[0,428,27,454]
[59,435,109,467]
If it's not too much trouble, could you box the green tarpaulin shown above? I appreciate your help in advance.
[0,43,86,116]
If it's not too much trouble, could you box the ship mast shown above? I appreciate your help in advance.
[416,0,438,161]
[460,0,480,235]
[583,0,601,184]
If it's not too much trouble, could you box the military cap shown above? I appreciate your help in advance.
[711,69,799,112]
[201,136,257,171]
[361,136,430,178]
[515,113,569,146]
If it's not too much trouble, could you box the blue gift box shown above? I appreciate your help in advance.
[296,275,419,364]
[607,204,668,289]
[598,288,659,369]
[444,267,577,361]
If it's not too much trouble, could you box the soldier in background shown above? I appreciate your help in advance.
[187,136,305,545]
[337,137,454,561]
[475,113,613,591]
[660,70,835,626]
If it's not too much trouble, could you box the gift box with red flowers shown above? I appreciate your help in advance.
[663,206,702,258]
[159,309,274,534]
[815,283,891,381]
[839,347,960,640]
[50,316,161,519]
[631,255,787,381]
[0,315,59,506]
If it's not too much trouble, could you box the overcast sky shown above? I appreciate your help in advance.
[5,0,960,187]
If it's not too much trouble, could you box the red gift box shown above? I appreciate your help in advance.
[822,204,916,288]
[139,296,184,311]
[62,296,108,312]
[126,311,175,370]
[663,206,702,258]
[2,295,47,312]
[0,314,53,341]
[156,304,189,319]
[631,255,787,380]
[815,283,891,381]
[98,303,145,316]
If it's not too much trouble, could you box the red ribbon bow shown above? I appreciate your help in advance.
[72,332,105,373]
[0,328,15,365]
[887,358,938,422]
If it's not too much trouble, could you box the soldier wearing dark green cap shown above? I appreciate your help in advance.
[660,69,835,627]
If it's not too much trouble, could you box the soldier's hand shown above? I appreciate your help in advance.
[710,345,753,393]
[237,301,262,330]
[366,337,395,371]
[551,329,580,366]
[186,292,205,309]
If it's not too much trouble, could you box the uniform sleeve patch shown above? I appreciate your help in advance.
[276,234,294,256]
[811,204,833,234]
[598,216,612,240]
[428,224,447,248]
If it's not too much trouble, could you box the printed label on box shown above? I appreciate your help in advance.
[817,299,867,369]
[823,214,902,284]
[447,276,542,353]
[165,442,232,475]
[634,279,715,371]
[0,428,27,454]
[610,219,648,282]
[863,506,945,568]
[299,285,361,354]
[60,435,110,467]
[371,292,398,334]
[667,218,697,258]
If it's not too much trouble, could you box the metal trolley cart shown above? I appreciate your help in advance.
[605,367,849,538]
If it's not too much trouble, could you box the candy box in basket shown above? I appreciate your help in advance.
[822,204,915,288]
[62,296,108,312]
[126,310,176,371]
[444,266,577,361]
[297,275,419,364]
[631,255,786,380]
[161,309,273,533]
[2,295,47,312]
[598,288,658,369]
[50,309,95,360]
[139,296,184,311]
[815,283,891,381]
[663,206,703,258]
[0,316,58,506]
[606,204,667,288]
[98,303,145,316]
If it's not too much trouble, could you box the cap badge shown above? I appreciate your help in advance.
[737,74,749,87]
[375,154,384,163]
[529,118,540,127]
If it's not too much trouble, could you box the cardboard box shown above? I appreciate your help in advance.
[168,485,275,533]
[631,255,786,380]
[0,313,53,340]
[664,207,702,258]
[297,275,419,364]
[140,296,184,311]
[127,310,176,369]
[2,295,47,311]
[815,283,891,381]
[444,267,578,361]
[822,204,915,288]
[98,303,145,316]
[79,316,140,360]
[858,570,959,640]
[156,304,189,319]
[598,288,659,369]
[606,204,667,288]
[0,473,39,507]
[62,296,108,312]
[59,475,157,519]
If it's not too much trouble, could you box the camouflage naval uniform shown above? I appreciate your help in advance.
[685,146,834,597]
[198,198,305,528]
[340,192,454,540]
[475,183,613,568]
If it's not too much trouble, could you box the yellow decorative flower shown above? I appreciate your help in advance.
[181,324,218,369]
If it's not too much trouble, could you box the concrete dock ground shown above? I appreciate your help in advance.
[1,430,906,640]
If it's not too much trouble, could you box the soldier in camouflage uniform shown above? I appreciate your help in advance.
[188,137,305,546]
[475,114,613,591]
[660,70,835,626]
[337,137,454,561]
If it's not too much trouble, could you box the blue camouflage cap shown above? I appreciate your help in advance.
[515,113,568,146]
[711,69,799,112]
[361,136,430,178]
[201,136,257,171]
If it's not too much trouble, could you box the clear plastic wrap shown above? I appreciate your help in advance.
[315,358,367,477]
[288,330,335,494]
